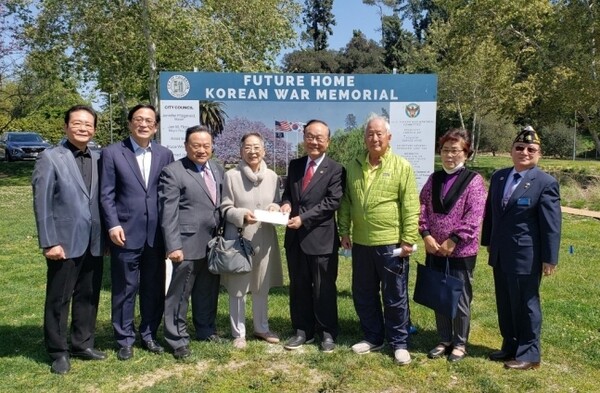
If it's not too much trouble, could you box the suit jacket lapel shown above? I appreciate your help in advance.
[148,144,162,186]
[507,168,536,209]
[183,157,215,205]
[90,151,100,200]
[496,168,511,215]
[295,156,308,200]
[122,138,146,189]
[59,146,89,197]
[303,156,328,195]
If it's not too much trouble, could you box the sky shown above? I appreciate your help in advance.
[327,1,383,50]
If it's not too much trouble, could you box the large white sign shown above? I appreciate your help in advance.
[159,72,438,189]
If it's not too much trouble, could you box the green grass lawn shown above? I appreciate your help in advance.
[1,159,599,392]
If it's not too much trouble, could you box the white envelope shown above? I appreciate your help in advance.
[254,209,290,225]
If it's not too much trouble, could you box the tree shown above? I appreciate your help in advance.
[477,114,516,156]
[19,0,301,128]
[381,14,416,72]
[338,31,387,74]
[541,122,577,159]
[327,127,365,168]
[213,117,291,173]
[199,101,228,138]
[282,49,341,73]
[302,0,336,51]
[344,114,357,131]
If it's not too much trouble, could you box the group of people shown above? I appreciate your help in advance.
[32,104,561,375]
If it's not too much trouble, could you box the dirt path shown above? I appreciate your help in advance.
[562,206,600,219]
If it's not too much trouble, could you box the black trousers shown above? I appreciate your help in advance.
[44,249,103,360]
[110,244,165,347]
[164,257,220,349]
[286,240,339,339]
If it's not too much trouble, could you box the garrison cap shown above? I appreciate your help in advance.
[513,125,540,145]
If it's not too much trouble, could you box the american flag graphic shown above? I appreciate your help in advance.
[275,120,304,132]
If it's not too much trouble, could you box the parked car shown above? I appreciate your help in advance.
[58,137,102,152]
[0,131,52,161]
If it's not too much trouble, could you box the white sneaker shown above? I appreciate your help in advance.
[233,337,247,349]
[351,340,384,354]
[394,348,411,365]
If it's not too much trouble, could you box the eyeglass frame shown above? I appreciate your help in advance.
[131,117,157,126]
[440,148,465,156]
[514,145,539,154]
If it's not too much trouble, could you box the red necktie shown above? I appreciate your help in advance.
[302,160,316,192]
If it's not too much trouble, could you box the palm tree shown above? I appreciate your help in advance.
[199,100,228,137]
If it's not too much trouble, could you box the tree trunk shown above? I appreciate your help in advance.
[141,0,158,131]
[580,110,600,154]
[469,112,477,161]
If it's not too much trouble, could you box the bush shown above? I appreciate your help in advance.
[541,122,578,159]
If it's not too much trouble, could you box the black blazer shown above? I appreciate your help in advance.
[282,155,344,255]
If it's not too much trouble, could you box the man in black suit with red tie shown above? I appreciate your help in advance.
[280,119,344,353]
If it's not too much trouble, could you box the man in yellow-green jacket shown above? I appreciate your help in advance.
[338,113,420,366]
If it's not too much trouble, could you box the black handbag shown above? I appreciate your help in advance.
[207,212,254,275]
[413,258,464,319]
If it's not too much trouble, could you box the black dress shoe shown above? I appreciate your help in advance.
[142,339,164,354]
[284,334,314,350]
[488,350,514,362]
[198,334,222,343]
[173,345,191,359]
[51,356,71,375]
[447,347,467,362]
[504,360,540,370]
[320,337,335,353]
[428,343,451,359]
[71,348,107,361]
[117,346,134,361]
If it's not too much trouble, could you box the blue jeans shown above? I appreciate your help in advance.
[352,244,410,350]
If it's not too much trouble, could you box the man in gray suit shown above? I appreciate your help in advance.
[158,125,224,359]
[32,105,106,374]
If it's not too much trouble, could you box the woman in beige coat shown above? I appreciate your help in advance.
[220,132,284,349]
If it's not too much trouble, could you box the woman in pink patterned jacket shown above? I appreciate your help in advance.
[419,128,487,362]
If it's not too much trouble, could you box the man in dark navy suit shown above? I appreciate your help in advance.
[281,119,344,353]
[482,126,561,370]
[100,104,174,360]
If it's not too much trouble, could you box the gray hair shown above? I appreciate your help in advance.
[363,113,391,134]
[240,132,265,148]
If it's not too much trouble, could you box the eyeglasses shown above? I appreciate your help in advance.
[132,117,156,126]
[304,134,327,143]
[514,145,539,154]
[70,121,94,130]
[440,149,464,156]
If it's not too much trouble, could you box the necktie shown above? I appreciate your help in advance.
[302,160,316,191]
[502,173,521,207]
[203,165,217,204]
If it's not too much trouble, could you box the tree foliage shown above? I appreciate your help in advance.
[213,117,291,173]
[282,31,386,74]
[327,127,365,168]
[16,0,300,130]
[199,101,228,138]
[302,0,336,51]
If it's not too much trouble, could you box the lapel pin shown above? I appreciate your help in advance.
[500,176,505,181]
[524,182,530,189]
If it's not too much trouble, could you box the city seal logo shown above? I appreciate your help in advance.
[405,103,420,118]
[167,75,190,98]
